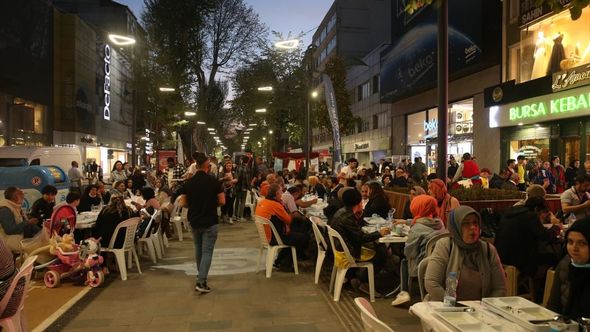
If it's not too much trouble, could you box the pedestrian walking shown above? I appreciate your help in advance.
[177,152,225,293]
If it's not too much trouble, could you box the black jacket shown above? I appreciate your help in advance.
[495,205,560,276]
[330,207,380,259]
[547,255,590,320]
[362,195,391,220]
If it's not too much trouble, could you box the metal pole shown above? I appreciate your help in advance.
[436,0,448,181]
[305,97,311,178]
[131,89,137,167]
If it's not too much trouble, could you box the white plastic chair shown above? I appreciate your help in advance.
[102,217,142,281]
[245,189,261,219]
[417,256,430,301]
[309,217,328,284]
[327,226,376,302]
[137,211,161,262]
[254,216,298,278]
[170,198,186,241]
[0,255,37,332]
[354,297,395,332]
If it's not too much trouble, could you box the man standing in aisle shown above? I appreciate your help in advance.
[178,152,225,293]
[68,161,85,194]
[516,155,527,191]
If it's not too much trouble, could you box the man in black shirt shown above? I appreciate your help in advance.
[29,185,57,226]
[178,152,225,293]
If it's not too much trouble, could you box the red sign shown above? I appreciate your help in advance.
[158,150,177,172]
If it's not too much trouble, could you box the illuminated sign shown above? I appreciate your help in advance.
[103,44,111,120]
[423,119,437,132]
[552,64,590,92]
[490,85,590,128]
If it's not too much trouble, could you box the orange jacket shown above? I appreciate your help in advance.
[255,198,292,241]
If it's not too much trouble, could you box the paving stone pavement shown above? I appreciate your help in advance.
[57,219,422,332]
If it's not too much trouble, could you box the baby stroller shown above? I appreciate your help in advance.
[43,237,104,288]
[20,204,78,269]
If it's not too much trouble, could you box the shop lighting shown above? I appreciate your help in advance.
[108,34,136,46]
[257,86,273,91]
[255,108,267,113]
[197,121,206,125]
[184,111,196,116]
[518,122,524,126]
[244,136,250,139]
[207,128,215,131]
[159,87,175,92]
[263,137,266,140]
[274,39,300,50]
[249,123,257,126]
[311,91,318,98]
[269,130,273,134]
[213,136,219,139]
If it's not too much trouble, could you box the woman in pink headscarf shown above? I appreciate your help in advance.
[428,179,460,227]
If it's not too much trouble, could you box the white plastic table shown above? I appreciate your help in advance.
[409,301,528,332]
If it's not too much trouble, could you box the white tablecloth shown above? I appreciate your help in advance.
[379,235,408,244]
[409,301,528,332]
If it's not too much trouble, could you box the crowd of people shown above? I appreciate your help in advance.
[0,150,588,324]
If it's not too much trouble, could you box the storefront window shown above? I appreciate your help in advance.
[510,138,550,161]
[513,7,590,83]
[407,111,426,145]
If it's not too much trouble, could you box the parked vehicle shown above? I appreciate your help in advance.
[0,146,82,173]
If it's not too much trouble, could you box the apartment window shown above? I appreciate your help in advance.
[372,114,379,130]
[358,81,371,101]
[327,14,337,32]
[363,120,370,132]
[372,75,379,94]
[327,37,337,54]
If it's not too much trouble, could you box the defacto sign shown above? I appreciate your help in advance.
[103,44,111,120]
[490,85,590,128]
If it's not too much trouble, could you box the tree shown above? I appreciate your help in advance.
[142,0,214,151]
[405,0,589,19]
[315,56,358,136]
[196,0,267,150]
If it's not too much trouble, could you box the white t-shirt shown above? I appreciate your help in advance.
[561,186,589,221]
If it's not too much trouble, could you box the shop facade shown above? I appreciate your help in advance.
[406,99,474,174]
[383,0,502,173]
[51,2,143,179]
[485,1,590,166]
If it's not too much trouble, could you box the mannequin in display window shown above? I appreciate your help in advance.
[547,33,566,75]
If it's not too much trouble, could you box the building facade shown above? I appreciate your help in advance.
[485,0,590,168]
[0,1,54,147]
[311,0,391,167]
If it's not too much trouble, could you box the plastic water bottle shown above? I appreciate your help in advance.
[443,272,458,307]
[387,208,395,222]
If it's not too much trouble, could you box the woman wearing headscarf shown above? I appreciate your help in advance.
[392,195,447,306]
[428,179,460,226]
[424,206,506,301]
[402,186,427,219]
[547,218,590,321]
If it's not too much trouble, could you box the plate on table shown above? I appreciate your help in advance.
[434,308,508,332]
[483,297,577,332]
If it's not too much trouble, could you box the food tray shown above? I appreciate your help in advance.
[433,307,510,332]
[482,297,578,331]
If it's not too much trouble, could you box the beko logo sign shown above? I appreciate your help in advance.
[103,44,111,121]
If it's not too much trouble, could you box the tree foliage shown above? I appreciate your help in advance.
[142,0,266,153]
[315,56,358,136]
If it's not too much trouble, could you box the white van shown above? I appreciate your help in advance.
[0,146,82,173]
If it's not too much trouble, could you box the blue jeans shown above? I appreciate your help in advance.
[192,224,218,283]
